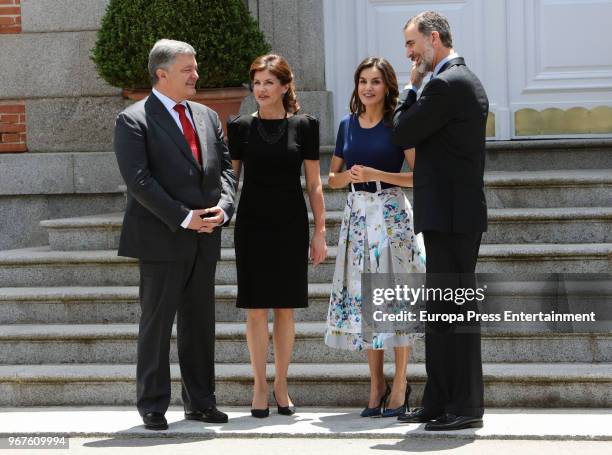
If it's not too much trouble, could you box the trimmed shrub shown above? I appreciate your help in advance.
[91,0,271,89]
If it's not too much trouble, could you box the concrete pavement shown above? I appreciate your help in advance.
[0,407,610,441]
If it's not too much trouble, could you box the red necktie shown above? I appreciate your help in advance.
[173,104,202,164]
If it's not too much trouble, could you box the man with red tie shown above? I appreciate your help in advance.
[114,39,236,430]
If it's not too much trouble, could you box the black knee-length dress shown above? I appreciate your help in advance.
[227,114,319,308]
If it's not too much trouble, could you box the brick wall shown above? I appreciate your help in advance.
[0,0,21,34]
[0,101,27,152]
[0,1,25,152]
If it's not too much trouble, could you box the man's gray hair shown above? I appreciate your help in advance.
[148,39,196,86]
[404,11,453,48]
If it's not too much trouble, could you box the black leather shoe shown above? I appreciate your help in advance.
[185,407,229,424]
[424,413,483,431]
[397,407,438,423]
[142,412,168,430]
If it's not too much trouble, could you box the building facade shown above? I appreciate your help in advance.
[0,0,611,250]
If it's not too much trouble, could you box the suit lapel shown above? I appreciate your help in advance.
[187,102,209,174]
[419,73,435,95]
[146,94,202,172]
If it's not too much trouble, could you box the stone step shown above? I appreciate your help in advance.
[482,170,612,210]
[484,139,612,172]
[1,278,609,325]
[0,285,331,324]
[286,170,612,211]
[0,286,330,324]
[0,362,609,407]
[0,244,596,288]
[317,139,612,173]
[317,142,612,176]
[0,243,611,287]
[483,207,612,244]
[41,213,123,251]
[310,170,612,210]
[102,169,612,213]
[41,206,612,251]
[0,286,140,325]
[0,323,609,365]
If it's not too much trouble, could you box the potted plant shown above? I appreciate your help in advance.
[91,0,270,131]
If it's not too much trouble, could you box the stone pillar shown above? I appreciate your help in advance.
[242,0,333,143]
[0,0,126,250]
[252,0,325,91]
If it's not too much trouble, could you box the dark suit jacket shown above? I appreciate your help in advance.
[114,93,236,261]
[392,57,489,234]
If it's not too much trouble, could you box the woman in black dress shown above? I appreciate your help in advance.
[227,54,327,417]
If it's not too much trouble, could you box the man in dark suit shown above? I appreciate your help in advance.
[392,12,489,431]
[114,39,236,430]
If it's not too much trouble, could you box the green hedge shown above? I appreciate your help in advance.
[91,0,271,89]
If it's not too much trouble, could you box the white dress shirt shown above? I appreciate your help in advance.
[152,87,196,132]
[150,87,228,229]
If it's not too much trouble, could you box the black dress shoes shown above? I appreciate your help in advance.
[142,412,168,430]
[424,413,483,431]
[397,407,438,423]
[185,407,229,424]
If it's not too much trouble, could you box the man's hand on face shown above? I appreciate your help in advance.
[410,64,427,90]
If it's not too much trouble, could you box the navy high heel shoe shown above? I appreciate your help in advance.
[382,384,411,418]
[360,383,390,418]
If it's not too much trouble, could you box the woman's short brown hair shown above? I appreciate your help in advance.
[349,57,399,124]
[249,54,300,114]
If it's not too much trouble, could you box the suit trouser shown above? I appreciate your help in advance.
[421,230,484,418]
[136,252,217,416]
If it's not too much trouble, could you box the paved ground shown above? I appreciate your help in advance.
[0,407,610,454]
[3,438,609,454]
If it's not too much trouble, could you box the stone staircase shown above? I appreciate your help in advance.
[0,139,611,408]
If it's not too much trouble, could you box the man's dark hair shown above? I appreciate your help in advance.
[404,11,453,48]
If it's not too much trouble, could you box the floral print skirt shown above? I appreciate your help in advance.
[324,185,426,351]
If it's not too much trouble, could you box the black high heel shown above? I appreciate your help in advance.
[382,383,411,418]
[250,407,270,418]
[273,391,296,416]
[250,392,270,418]
[360,383,390,418]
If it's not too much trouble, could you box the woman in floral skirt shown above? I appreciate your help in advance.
[324,57,426,418]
